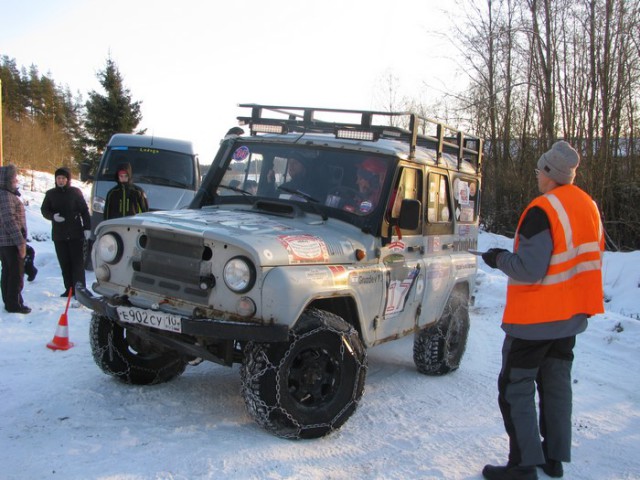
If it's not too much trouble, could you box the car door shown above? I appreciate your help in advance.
[417,169,455,327]
[376,165,425,342]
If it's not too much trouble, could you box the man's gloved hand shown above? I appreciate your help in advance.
[482,248,508,269]
[84,230,92,240]
[53,213,65,223]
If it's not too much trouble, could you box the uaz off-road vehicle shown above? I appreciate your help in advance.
[77,104,483,439]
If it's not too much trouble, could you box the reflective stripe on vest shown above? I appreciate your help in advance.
[503,185,604,325]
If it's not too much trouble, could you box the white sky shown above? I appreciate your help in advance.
[1,0,465,163]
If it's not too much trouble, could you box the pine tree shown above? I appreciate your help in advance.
[84,56,144,165]
[0,56,27,119]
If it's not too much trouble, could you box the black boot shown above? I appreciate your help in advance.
[6,305,31,314]
[482,464,538,480]
[26,265,38,282]
[24,244,37,281]
[538,459,563,478]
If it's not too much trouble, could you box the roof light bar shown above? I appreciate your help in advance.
[251,123,287,134]
[382,130,402,137]
[335,129,378,141]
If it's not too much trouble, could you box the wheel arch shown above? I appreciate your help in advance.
[424,280,471,329]
[307,295,362,338]
[450,280,470,303]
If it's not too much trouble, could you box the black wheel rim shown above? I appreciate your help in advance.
[123,328,162,359]
[287,347,341,406]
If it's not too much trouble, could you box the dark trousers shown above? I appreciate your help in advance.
[498,335,576,467]
[54,238,86,295]
[0,245,25,311]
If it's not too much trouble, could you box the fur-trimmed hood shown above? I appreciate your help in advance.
[0,164,19,194]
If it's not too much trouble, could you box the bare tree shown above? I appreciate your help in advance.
[442,0,640,248]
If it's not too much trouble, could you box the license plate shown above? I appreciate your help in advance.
[116,306,182,333]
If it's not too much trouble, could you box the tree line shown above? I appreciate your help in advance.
[0,55,142,174]
[382,0,639,250]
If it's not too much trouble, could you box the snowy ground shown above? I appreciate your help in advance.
[1,170,639,480]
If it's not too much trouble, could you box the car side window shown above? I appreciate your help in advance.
[426,171,453,234]
[453,176,479,223]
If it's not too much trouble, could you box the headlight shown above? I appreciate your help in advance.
[97,233,123,264]
[223,256,255,293]
[92,196,105,213]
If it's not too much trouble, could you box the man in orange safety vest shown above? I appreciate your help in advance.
[481,141,604,480]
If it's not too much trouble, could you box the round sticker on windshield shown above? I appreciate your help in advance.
[232,146,250,161]
[359,200,373,214]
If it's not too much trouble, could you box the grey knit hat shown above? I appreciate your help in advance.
[537,141,580,185]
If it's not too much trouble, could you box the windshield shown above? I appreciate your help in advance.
[214,143,391,217]
[98,147,196,190]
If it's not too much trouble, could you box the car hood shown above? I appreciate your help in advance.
[95,181,196,210]
[102,206,369,267]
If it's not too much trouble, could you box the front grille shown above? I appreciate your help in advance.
[131,229,210,301]
[325,240,345,256]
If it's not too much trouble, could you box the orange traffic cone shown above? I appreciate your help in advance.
[47,287,75,351]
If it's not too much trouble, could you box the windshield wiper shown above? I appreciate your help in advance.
[277,185,320,203]
[137,175,172,185]
[277,186,327,221]
[218,184,253,196]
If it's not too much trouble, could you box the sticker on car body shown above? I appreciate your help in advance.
[277,234,329,264]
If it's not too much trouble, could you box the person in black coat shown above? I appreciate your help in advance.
[103,162,149,219]
[41,167,91,297]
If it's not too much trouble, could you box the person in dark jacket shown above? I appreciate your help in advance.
[103,162,149,219]
[0,164,30,314]
[41,167,91,297]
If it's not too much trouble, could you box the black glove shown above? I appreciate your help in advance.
[482,248,508,269]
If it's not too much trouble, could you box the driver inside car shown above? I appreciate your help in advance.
[336,158,386,214]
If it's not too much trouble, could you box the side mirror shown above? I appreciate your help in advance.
[398,199,421,230]
[80,162,94,182]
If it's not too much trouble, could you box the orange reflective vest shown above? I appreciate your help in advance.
[503,184,604,325]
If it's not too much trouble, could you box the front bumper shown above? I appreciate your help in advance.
[75,283,289,343]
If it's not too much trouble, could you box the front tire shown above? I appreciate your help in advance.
[240,308,367,439]
[413,289,470,376]
[90,313,187,385]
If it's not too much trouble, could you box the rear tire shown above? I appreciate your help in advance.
[413,289,470,376]
[90,313,186,385]
[240,308,367,439]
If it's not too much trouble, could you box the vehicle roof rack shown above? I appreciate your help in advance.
[237,103,483,173]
